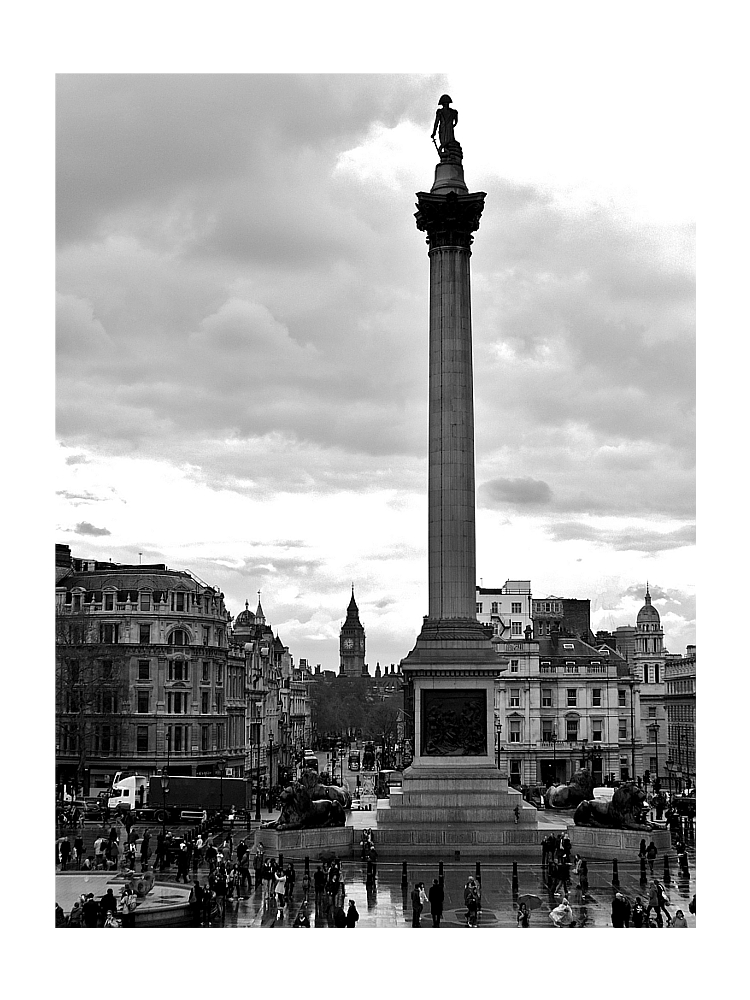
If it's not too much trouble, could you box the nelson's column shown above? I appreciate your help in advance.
[376,96,537,855]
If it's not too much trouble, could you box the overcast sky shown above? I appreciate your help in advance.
[55,67,695,666]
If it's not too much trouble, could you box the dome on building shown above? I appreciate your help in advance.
[234,599,256,627]
[636,585,661,626]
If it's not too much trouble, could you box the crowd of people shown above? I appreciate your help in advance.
[56,885,138,928]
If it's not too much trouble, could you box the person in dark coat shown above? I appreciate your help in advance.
[293,902,311,927]
[59,838,71,870]
[345,900,360,927]
[82,894,100,927]
[176,843,191,883]
[333,904,347,927]
[100,888,117,921]
[73,835,84,869]
[646,841,658,874]
[611,891,631,927]
[428,878,444,927]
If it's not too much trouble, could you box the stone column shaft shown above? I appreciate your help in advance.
[428,244,476,620]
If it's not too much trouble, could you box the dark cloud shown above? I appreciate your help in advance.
[72,521,111,537]
[479,477,553,507]
[56,74,693,528]
[545,521,695,552]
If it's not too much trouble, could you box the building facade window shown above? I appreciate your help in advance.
[104,593,114,611]
[542,688,552,707]
[169,629,189,646]
[511,602,522,614]
[592,688,601,707]
[511,621,522,635]
[476,603,483,613]
[202,660,210,682]
[542,721,555,743]
[140,593,151,611]
[137,691,150,714]
[619,719,627,739]
[510,759,522,782]
[567,689,577,707]
[137,726,149,753]
[216,663,223,685]
[509,720,521,743]
[138,660,150,681]
[566,719,578,741]
[138,624,150,644]
[491,602,499,613]
[100,623,119,644]
[168,660,188,682]
[215,692,224,714]
[201,725,210,751]
[203,626,210,645]
[618,689,626,707]
[169,725,190,753]
[648,706,656,718]
[217,723,225,749]
[509,689,520,707]
[167,691,189,714]
[510,659,519,673]
[592,720,603,742]
[201,691,209,714]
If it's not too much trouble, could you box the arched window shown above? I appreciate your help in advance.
[169,629,189,646]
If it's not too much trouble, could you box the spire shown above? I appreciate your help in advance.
[645,582,651,605]
[256,589,265,624]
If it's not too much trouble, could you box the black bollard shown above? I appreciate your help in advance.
[304,855,310,876]
[663,855,671,884]
[640,856,647,883]
[401,860,408,888]
[439,860,444,887]
[367,859,374,884]
[612,859,619,886]
[278,853,284,871]
[512,861,519,900]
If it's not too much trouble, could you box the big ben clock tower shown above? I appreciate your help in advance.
[339,586,367,677]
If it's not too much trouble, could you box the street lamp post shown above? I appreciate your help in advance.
[267,735,274,812]
[217,756,227,820]
[159,767,170,839]
[628,677,636,782]
[649,721,660,784]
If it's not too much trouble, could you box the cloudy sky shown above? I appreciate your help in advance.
[55,63,695,666]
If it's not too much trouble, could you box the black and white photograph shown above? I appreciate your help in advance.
[10,0,739,980]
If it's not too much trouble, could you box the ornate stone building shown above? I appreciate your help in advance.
[232,597,312,794]
[664,644,695,790]
[55,544,241,797]
[492,628,642,787]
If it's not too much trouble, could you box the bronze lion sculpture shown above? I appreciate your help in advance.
[272,780,347,831]
[544,769,594,809]
[573,782,650,830]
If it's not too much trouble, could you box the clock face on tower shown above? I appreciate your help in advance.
[343,638,354,650]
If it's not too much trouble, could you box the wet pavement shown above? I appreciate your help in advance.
[213,831,696,929]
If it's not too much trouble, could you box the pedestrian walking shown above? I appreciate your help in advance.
[464,877,480,927]
[428,878,444,927]
[189,880,204,926]
[73,835,84,869]
[646,840,658,875]
[646,879,671,927]
[118,886,137,927]
[301,870,310,903]
[638,838,647,860]
[314,866,326,916]
[176,842,190,883]
[631,896,646,927]
[411,882,424,927]
[59,838,71,870]
[611,891,631,927]
[275,870,287,919]
[671,909,688,928]
[239,850,251,895]
[345,900,360,927]
[517,902,530,927]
